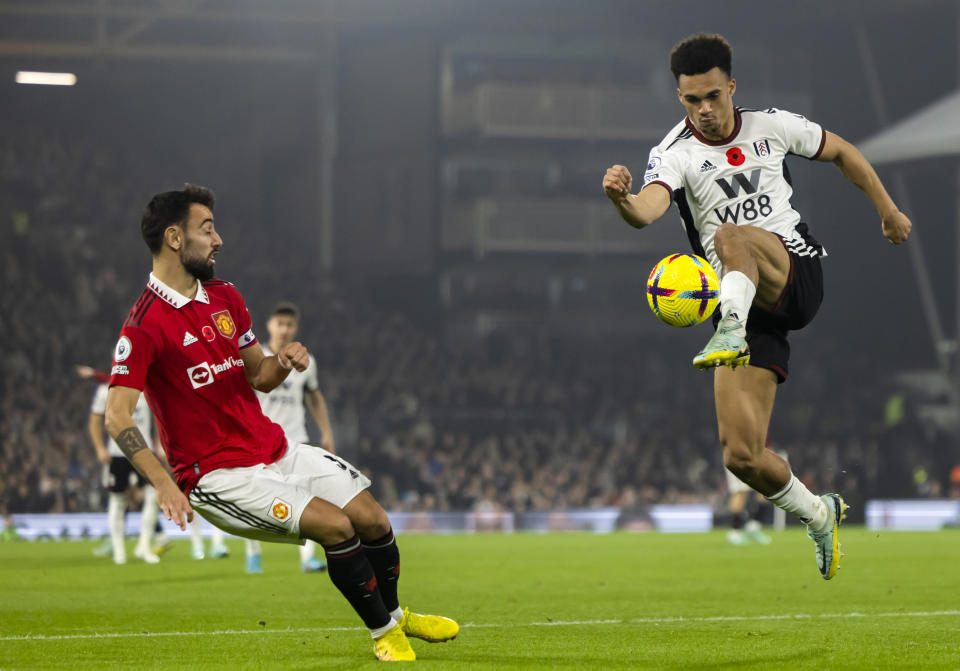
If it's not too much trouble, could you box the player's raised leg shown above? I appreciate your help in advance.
[716,365,846,577]
[343,491,459,644]
[694,224,789,369]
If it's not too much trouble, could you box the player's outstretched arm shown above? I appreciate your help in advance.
[817,131,912,244]
[240,341,309,392]
[603,165,672,229]
[104,385,193,530]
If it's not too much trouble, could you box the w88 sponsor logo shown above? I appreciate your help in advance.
[713,169,772,224]
[713,194,773,224]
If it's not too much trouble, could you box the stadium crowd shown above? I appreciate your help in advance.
[2,133,956,522]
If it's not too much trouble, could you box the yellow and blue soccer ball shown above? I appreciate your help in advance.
[646,253,719,327]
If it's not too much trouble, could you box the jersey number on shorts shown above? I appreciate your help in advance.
[323,454,360,480]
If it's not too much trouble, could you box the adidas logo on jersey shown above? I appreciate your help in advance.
[699,160,718,173]
[183,331,198,346]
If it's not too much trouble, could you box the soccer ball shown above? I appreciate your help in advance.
[646,253,719,327]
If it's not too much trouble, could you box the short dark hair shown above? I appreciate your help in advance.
[270,301,300,321]
[140,183,215,254]
[669,33,732,81]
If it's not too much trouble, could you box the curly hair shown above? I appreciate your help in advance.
[669,33,733,81]
[140,183,215,255]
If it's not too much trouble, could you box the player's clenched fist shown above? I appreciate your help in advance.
[881,210,912,245]
[603,165,633,203]
[277,341,310,372]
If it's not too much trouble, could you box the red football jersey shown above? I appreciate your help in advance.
[109,273,286,494]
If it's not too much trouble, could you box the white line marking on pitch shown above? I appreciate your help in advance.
[3,610,958,642]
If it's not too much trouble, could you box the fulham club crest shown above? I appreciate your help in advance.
[211,310,236,339]
[753,139,771,158]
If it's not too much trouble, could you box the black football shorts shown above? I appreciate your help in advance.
[714,222,824,383]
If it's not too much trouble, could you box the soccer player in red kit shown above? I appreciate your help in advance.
[104,185,456,662]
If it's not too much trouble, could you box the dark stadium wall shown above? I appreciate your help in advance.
[805,7,958,371]
[334,29,440,280]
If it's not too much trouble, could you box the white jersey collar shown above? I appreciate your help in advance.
[147,273,209,309]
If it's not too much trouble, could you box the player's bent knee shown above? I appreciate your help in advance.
[713,222,742,251]
[299,497,356,546]
[343,491,391,540]
[723,445,761,481]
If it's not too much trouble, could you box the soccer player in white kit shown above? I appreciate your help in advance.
[603,34,912,579]
[89,383,161,564]
[243,301,336,574]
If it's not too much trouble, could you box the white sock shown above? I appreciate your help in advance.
[369,618,398,640]
[300,539,316,563]
[767,474,829,531]
[246,539,261,557]
[389,607,404,623]
[190,516,204,552]
[108,492,126,560]
[137,486,158,550]
[719,270,756,322]
[211,525,226,548]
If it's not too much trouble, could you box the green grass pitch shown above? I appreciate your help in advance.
[2,529,959,669]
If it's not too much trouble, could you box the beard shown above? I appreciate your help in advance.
[180,243,215,281]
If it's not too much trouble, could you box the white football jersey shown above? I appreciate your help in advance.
[256,345,320,445]
[90,384,155,457]
[642,107,827,275]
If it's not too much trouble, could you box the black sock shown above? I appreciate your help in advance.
[323,535,391,630]
[362,528,400,612]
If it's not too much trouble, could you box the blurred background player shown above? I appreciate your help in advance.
[726,469,771,546]
[244,302,334,574]
[188,515,230,560]
[77,365,115,556]
[89,378,161,564]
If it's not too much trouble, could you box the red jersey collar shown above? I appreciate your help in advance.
[685,107,742,146]
[147,273,209,309]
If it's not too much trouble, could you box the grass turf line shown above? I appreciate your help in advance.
[1,529,959,669]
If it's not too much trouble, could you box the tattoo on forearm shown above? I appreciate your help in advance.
[115,427,150,464]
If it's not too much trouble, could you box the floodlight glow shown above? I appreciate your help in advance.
[15,71,77,86]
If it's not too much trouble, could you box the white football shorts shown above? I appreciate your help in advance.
[188,442,372,545]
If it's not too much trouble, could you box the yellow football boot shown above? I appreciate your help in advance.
[400,607,459,643]
[373,624,416,662]
[693,314,750,370]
